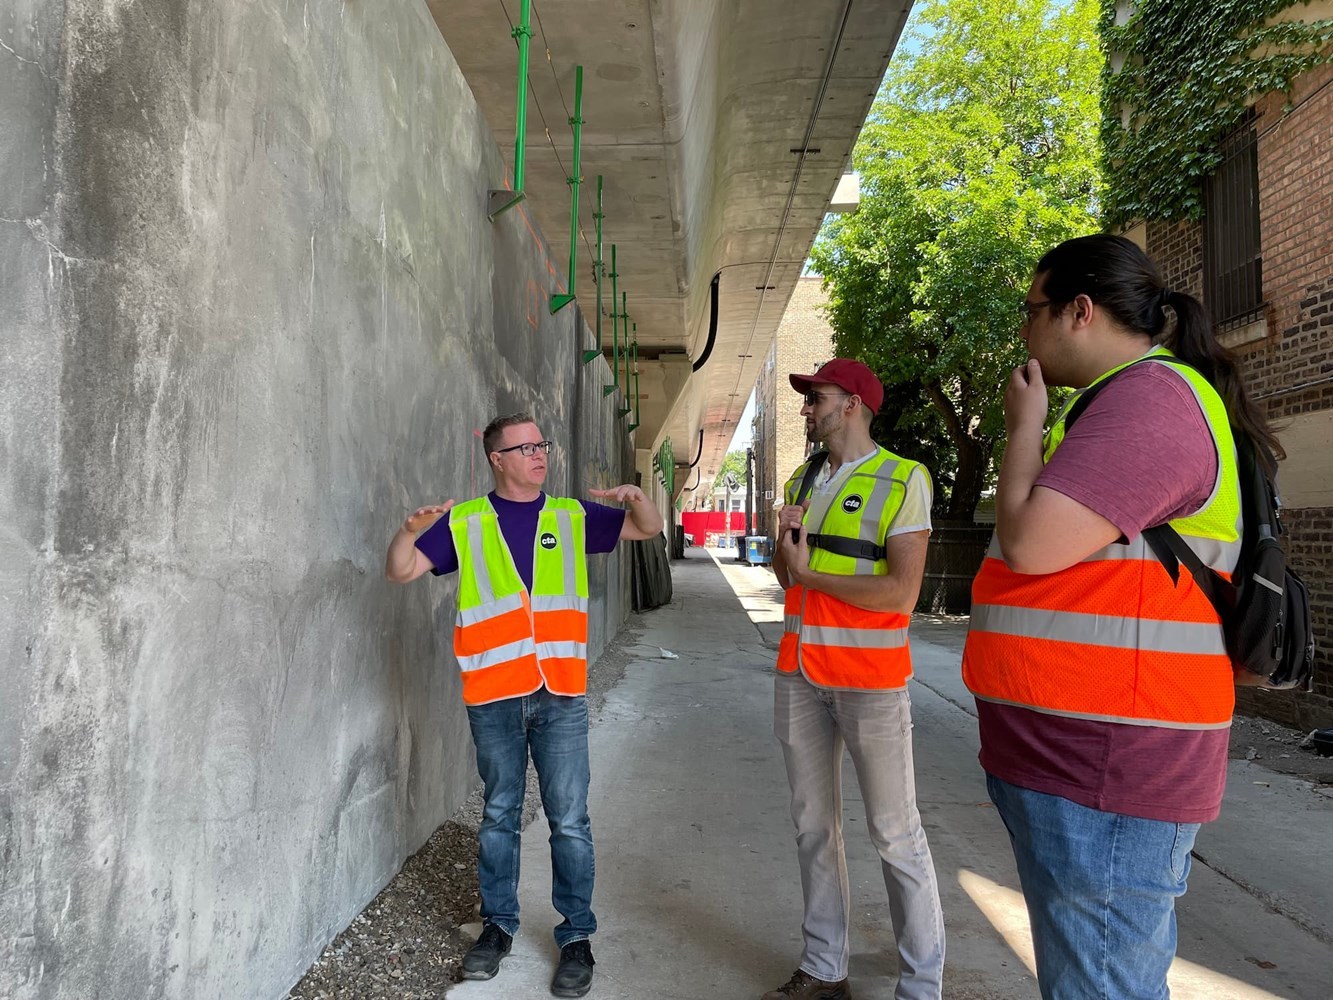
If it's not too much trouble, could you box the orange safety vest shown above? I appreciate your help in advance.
[777,447,927,690]
[963,349,1240,728]
[449,495,590,706]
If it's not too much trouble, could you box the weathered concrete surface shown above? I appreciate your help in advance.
[0,2,634,998]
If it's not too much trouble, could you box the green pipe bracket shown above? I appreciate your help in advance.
[618,295,632,417]
[628,336,641,432]
[582,176,605,363]
[488,0,533,221]
[551,64,584,314]
[603,243,619,396]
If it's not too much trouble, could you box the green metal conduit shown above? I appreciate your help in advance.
[619,295,632,417]
[488,0,532,220]
[582,175,604,363]
[629,334,641,432]
[550,64,584,314]
[604,243,619,396]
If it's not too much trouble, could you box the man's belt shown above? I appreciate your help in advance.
[807,534,886,562]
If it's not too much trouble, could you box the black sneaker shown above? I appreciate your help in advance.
[461,923,512,980]
[550,939,595,998]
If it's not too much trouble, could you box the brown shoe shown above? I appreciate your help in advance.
[761,969,851,1000]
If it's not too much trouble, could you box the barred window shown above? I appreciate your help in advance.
[1203,114,1263,329]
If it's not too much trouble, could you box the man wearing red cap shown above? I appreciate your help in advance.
[763,359,944,1000]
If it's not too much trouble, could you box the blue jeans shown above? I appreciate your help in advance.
[986,775,1200,1000]
[466,688,596,947]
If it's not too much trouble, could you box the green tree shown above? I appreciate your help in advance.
[810,0,1103,518]
[712,449,749,491]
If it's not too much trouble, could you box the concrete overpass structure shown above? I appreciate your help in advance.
[430,0,910,490]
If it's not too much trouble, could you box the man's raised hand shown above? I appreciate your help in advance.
[588,485,646,505]
[403,501,455,534]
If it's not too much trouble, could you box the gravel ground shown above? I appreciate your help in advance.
[286,623,640,1000]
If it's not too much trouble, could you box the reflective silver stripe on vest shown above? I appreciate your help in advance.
[467,515,496,603]
[971,694,1234,730]
[552,506,578,592]
[458,636,538,672]
[536,640,587,660]
[801,624,910,649]
[971,603,1226,656]
[458,591,526,627]
[784,614,801,634]
[984,528,1240,572]
[532,595,589,613]
[854,467,902,576]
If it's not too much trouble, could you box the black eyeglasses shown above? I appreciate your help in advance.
[1017,299,1054,322]
[494,440,553,457]
[803,391,850,406]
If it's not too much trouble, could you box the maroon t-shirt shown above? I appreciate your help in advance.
[977,361,1231,823]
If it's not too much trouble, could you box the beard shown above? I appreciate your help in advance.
[806,413,838,443]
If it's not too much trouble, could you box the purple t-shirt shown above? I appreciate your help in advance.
[977,362,1231,823]
[415,492,627,591]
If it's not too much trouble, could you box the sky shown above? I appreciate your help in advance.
[726,389,756,453]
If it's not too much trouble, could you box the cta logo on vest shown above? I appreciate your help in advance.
[842,495,864,514]
[540,532,559,550]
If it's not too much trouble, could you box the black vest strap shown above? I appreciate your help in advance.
[807,534,886,562]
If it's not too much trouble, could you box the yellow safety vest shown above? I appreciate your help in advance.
[777,447,927,689]
[450,495,589,706]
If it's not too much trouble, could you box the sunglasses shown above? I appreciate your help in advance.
[494,440,553,457]
[803,391,850,406]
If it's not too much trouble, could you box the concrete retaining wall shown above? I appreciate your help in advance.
[0,1,631,997]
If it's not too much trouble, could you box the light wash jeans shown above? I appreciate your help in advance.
[987,775,1200,1000]
[466,688,596,948]
[774,672,945,999]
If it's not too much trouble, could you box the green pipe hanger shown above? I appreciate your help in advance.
[618,296,632,417]
[550,64,584,314]
[629,334,641,432]
[603,243,619,397]
[488,0,532,221]
[582,176,604,364]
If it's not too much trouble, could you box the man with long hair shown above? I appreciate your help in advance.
[964,235,1284,999]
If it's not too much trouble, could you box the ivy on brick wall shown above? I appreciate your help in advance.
[1100,0,1333,225]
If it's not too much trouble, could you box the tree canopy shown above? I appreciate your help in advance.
[712,449,749,491]
[809,0,1104,518]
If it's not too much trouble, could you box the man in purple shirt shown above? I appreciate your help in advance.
[385,413,663,997]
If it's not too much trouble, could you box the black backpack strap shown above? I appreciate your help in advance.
[792,450,829,507]
[789,451,829,542]
[1142,524,1234,618]
[807,534,887,562]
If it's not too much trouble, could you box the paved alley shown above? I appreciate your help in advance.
[450,549,1332,1000]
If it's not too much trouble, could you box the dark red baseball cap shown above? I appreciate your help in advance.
[789,358,884,415]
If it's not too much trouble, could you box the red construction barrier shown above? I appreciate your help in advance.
[679,511,747,547]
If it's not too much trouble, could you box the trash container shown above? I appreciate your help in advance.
[744,536,772,565]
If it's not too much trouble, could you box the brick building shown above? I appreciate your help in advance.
[1141,62,1333,729]
[752,276,838,539]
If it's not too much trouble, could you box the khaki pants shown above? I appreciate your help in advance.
[774,671,945,999]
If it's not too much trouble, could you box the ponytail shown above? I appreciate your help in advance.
[1162,289,1284,475]
[1035,235,1284,475]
